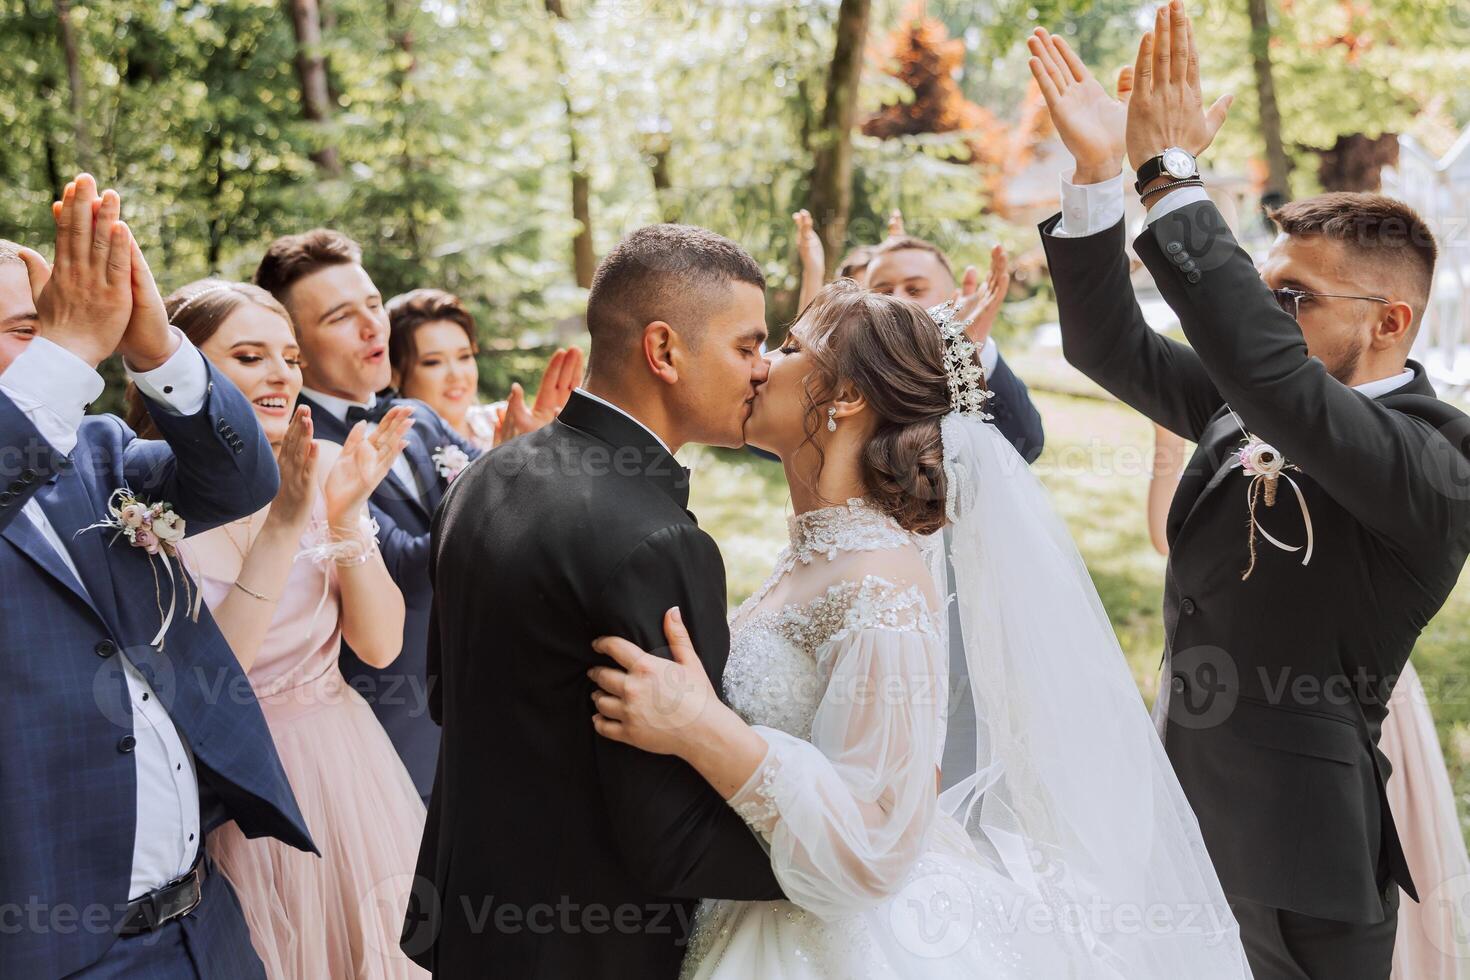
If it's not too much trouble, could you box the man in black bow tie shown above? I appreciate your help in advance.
[255,229,480,802]
[403,223,783,978]
[1030,4,1470,976]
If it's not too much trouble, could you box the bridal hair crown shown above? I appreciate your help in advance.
[927,299,994,420]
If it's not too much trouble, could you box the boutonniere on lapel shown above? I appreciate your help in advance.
[78,488,202,650]
[1229,432,1314,580]
[431,445,471,483]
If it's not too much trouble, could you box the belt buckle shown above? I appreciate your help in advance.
[170,866,204,920]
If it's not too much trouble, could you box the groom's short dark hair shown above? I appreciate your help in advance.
[585,224,764,376]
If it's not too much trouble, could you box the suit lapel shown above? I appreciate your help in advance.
[35,468,124,629]
[1167,411,1245,545]
[0,503,104,619]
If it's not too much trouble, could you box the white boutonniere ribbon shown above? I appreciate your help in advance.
[78,488,201,650]
[1230,434,1314,580]
[432,445,471,482]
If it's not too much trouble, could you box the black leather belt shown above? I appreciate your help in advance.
[117,853,206,936]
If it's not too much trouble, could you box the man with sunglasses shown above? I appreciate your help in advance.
[1031,3,1470,978]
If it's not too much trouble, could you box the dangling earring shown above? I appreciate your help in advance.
[827,406,838,432]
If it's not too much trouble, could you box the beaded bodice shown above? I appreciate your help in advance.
[722,498,941,740]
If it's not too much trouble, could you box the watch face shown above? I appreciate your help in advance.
[1162,147,1197,179]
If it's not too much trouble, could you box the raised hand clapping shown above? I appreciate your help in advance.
[27,175,134,368]
[950,244,1012,345]
[1125,0,1232,179]
[1027,30,1130,185]
[324,406,415,532]
[495,346,584,446]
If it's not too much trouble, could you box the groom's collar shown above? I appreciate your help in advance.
[557,390,691,510]
[572,388,674,456]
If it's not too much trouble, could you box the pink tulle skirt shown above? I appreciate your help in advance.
[1385,661,1470,980]
[209,668,429,980]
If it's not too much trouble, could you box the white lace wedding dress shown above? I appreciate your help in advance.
[680,498,1089,978]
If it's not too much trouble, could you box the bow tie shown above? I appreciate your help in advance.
[345,400,394,426]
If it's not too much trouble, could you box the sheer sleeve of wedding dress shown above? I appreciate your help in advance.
[723,536,947,921]
[680,428,1252,980]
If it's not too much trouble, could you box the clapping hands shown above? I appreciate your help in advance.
[494,346,584,446]
[1029,0,1232,187]
[951,244,1011,345]
[1124,0,1233,176]
[324,406,415,532]
[1027,31,1131,184]
[792,209,825,277]
[23,174,178,371]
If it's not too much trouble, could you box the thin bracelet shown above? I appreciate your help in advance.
[1140,177,1205,205]
[233,579,276,602]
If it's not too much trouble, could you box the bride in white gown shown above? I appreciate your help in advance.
[588,281,1254,979]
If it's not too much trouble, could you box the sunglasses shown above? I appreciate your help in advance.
[1270,286,1389,322]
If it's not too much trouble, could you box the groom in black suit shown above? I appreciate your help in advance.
[405,225,782,978]
[1031,6,1470,977]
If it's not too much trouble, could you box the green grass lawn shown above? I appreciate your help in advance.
[687,389,1470,848]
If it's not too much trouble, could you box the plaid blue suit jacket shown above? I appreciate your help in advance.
[0,362,316,979]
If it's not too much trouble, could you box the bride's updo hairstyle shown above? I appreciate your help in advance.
[794,279,967,536]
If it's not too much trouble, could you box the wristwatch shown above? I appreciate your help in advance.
[1134,147,1199,195]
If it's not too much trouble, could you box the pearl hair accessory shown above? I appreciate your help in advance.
[168,283,236,321]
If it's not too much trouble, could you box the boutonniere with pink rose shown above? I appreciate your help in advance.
[79,488,201,650]
[431,445,471,483]
[1228,429,1314,581]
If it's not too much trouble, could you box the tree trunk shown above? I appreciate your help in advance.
[53,0,89,171]
[808,0,871,279]
[387,0,422,259]
[1246,0,1291,205]
[546,0,596,288]
[285,0,341,175]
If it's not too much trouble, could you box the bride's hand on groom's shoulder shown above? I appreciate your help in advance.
[588,607,724,758]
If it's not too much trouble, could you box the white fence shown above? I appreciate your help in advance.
[1383,130,1470,394]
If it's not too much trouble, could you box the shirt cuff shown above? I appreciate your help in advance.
[978,337,999,377]
[127,330,210,417]
[1145,186,1211,226]
[0,337,105,457]
[1050,171,1127,239]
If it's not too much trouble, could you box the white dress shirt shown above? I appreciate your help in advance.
[574,388,676,457]
[300,387,419,495]
[0,333,208,899]
[1047,171,1418,401]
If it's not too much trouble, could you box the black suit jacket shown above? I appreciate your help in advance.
[403,392,782,978]
[1041,203,1470,924]
[986,350,1045,463]
[297,393,480,800]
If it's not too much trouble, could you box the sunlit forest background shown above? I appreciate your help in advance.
[3,0,1469,845]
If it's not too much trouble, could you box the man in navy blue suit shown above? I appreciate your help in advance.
[1,177,314,979]
[254,231,479,802]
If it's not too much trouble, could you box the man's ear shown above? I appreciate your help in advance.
[1373,301,1415,351]
[642,320,680,385]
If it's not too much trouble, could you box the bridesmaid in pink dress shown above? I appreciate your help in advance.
[131,279,429,979]
[1382,660,1470,980]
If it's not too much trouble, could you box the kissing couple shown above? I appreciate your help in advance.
[403,223,1252,978]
